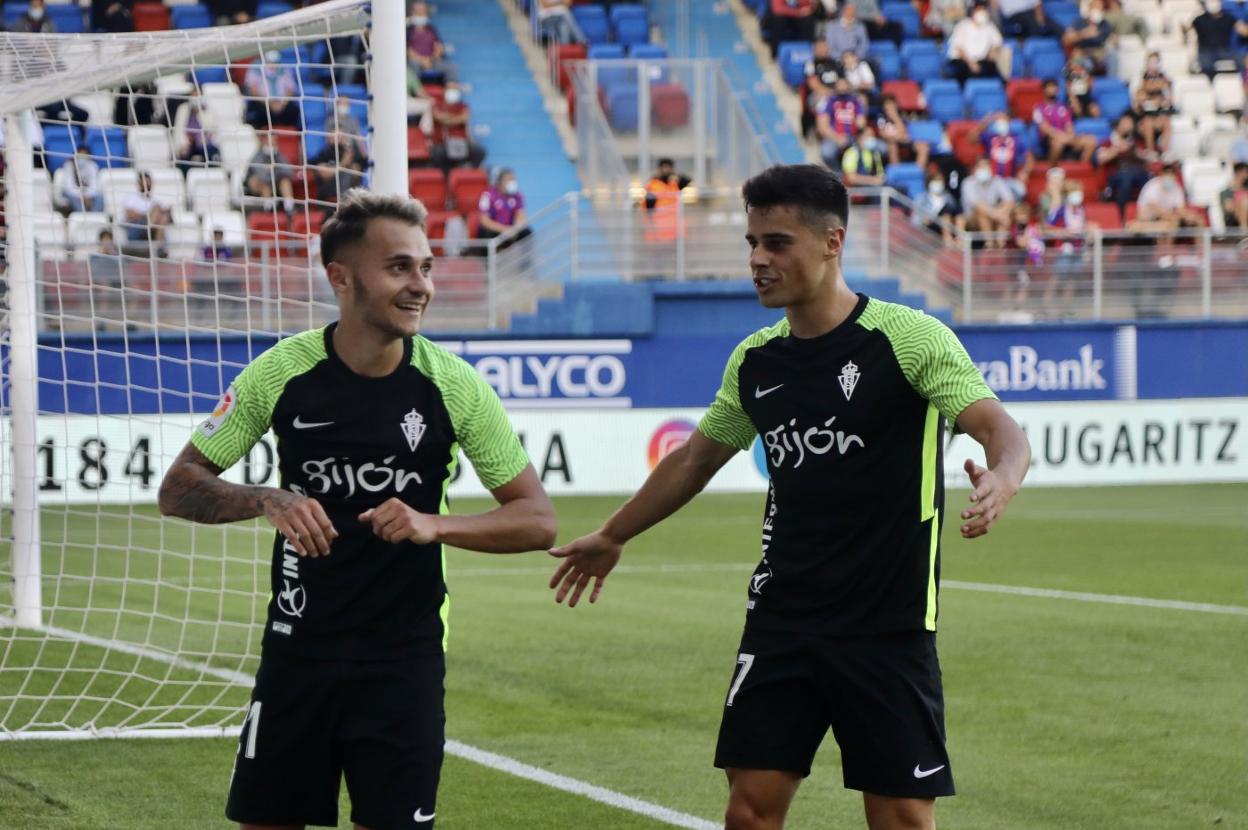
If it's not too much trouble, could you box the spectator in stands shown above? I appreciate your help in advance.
[824,3,869,62]
[326,34,368,85]
[848,0,904,45]
[92,1,134,33]
[1097,114,1152,214]
[121,171,171,253]
[644,158,692,205]
[840,50,877,105]
[12,0,56,33]
[1102,0,1149,40]
[816,77,866,166]
[914,171,965,244]
[971,111,1031,201]
[643,159,690,245]
[87,229,123,326]
[1010,203,1045,289]
[1231,113,1248,165]
[801,40,840,137]
[173,86,221,176]
[329,96,369,156]
[1188,1,1248,80]
[60,146,103,213]
[406,64,435,135]
[1061,0,1117,77]
[311,130,368,204]
[243,52,301,130]
[1036,166,1065,215]
[1044,183,1091,305]
[1220,163,1248,229]
[1131,52,1173,158]
[206,0,257,25]
[877,94,928,168]
[763,0,816,57]
[429,84,488,176]
[114,82,166,128]
[924,0,966,38]
[840,124,887,187]
[999,0,1060,39]
[1064,60,1100,119]
[1033,79,1097,162]
[244,130,296,214]
[1136,162,1205,229]
[961,157,1016,245]
[201,227,234,263]
[537,0,587,45]
[478,168,532,250]
[948,3,1006,84]
[408,2,456,83]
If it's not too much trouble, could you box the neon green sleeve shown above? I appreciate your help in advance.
[697,321,788,451]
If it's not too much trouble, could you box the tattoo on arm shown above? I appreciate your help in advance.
[157,444,284,524]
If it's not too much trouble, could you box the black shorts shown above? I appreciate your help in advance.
[226,649,445,829]
[714,628,954,799]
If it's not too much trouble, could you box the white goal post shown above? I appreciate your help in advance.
[0,0,409,740]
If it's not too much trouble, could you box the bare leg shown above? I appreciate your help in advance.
[863,793,936,830]
[724,768,802,830]
[914,140,930,170]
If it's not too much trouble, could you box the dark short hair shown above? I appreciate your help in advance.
[320,188,429,267]
[1043,78,1059,88]
[1234,162,1248,175]
[98,228,113,240]
[741,164,849,231]
[657,157,674,167]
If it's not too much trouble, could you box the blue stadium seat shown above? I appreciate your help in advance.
[1092,78,1131,121]
[874,51,904,81]
[926,89,964,123]
[869,40,899,60]
[1026,50,1067,81]
[1020,38,1062,63]
[171,5,212,29]
[907,119,946,148]
[777,41,814,88]
[41,123,80,169]
[2,4,29,29]
[881,2,921,38]
[609,4,648,28]
[904,51,943,81]
[629,44,668,59]
[256,1,292,18]
[1075,117,1111,144]
[48,5,85,33]
[85,126,128,167]
[588,43,626,59]
[336,83,369,100]
[614,16,649,46]
[885,162,925,194]
[191,66,229,86]
[899,39,939,63]
[301,98,330,131]
[607,84,640,131]
[964,78,1006,118]
[572,5,611,44]
[1043,1,1081,29]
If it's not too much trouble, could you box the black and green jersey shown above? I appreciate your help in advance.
[699,295,995,636]
[192,324,529,660]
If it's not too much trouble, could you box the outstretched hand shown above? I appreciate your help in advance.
[960,458,1017,539]
[548,531,623,607]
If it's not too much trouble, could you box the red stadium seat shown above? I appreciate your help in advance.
[425,209,454,240]
[945,120,982,167]
[408,126,430,164]
[291,210,325,237]
[272,128,301,165]
[881,80,922,113]
[549,43,587,91]
[1007,79,1045,121]
[133,2,170,31]
[449,168,489,213]
[651,83,690,129]
[1124,201,1139,223]
[1084,201,1121,229]
[408,169,448,208]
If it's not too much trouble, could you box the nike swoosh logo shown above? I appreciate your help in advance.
[292,416,334,429]
[754,384,784,398]
[414,808,436,822]
[913,764,946,779]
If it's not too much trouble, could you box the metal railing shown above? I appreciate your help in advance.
[568,58,777,198]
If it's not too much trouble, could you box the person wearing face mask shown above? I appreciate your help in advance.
[1063,60,1101,120]
[840,125,886,187]
[1060,0,1117,77]
[823,3,870,62]
[815,78,867,167]
[839,51,877,107]
[1218,163,1248,229]
[478,169,532,252]
[913,172,965,245]
[762,0,816,57]
[13,0,58,33]
[1043,185,1094,307]
[800,40,840,138]
[242,51,301,130]
[407,1,457,84]
[429,84,487,175]
[1135,163,1206,230]
[1032,79,1097,162]
[970,111,1032,201]
[245,130,297,214]
[876,95,928,169]
[960,158,1016,245]
[948,2,1007,84]
[1096,115,1152,214]
[1188,1,1248,79]
[173,86,222,177]
[330,96,369,157]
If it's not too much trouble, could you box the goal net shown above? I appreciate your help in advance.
[0,0,394,739]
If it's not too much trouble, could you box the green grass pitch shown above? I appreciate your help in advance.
[2,484,1246,829]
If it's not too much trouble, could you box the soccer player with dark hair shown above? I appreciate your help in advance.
[158,188,557,830]
[550,164,1030,830]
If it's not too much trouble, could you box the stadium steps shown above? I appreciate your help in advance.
[508,277,951,336]
[648,0,806,164]
[433,0,582,213]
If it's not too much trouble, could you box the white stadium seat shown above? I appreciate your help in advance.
[1183,163,1230,208]
[163,215,204,259]
[148,167,188,214]
[71,93,116,126]
[1213,74,1246,114]
[129,125,174,169]
[156,74,194,98]
[216,125,259,177]
[186,168,232,216]
[201,211,247,247]
[31,213,68,256]
[98,168,143,219]
[202,82,244,129]
[67,212,113,259]
[1174,76,1215,119]
[1154,46,1194,82]
[1167,120,1200,159]
[1165,1,1203,35]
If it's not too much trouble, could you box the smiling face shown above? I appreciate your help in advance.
[745,205,844,311]
[328,217,435,338]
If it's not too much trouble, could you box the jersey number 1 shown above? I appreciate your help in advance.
[239,701,261,759]
[726,653,755,707]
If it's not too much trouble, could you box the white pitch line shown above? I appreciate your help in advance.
[0,620,720,829]
[449,563,1248,616]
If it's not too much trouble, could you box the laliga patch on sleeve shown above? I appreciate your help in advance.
[199,385,237,438]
